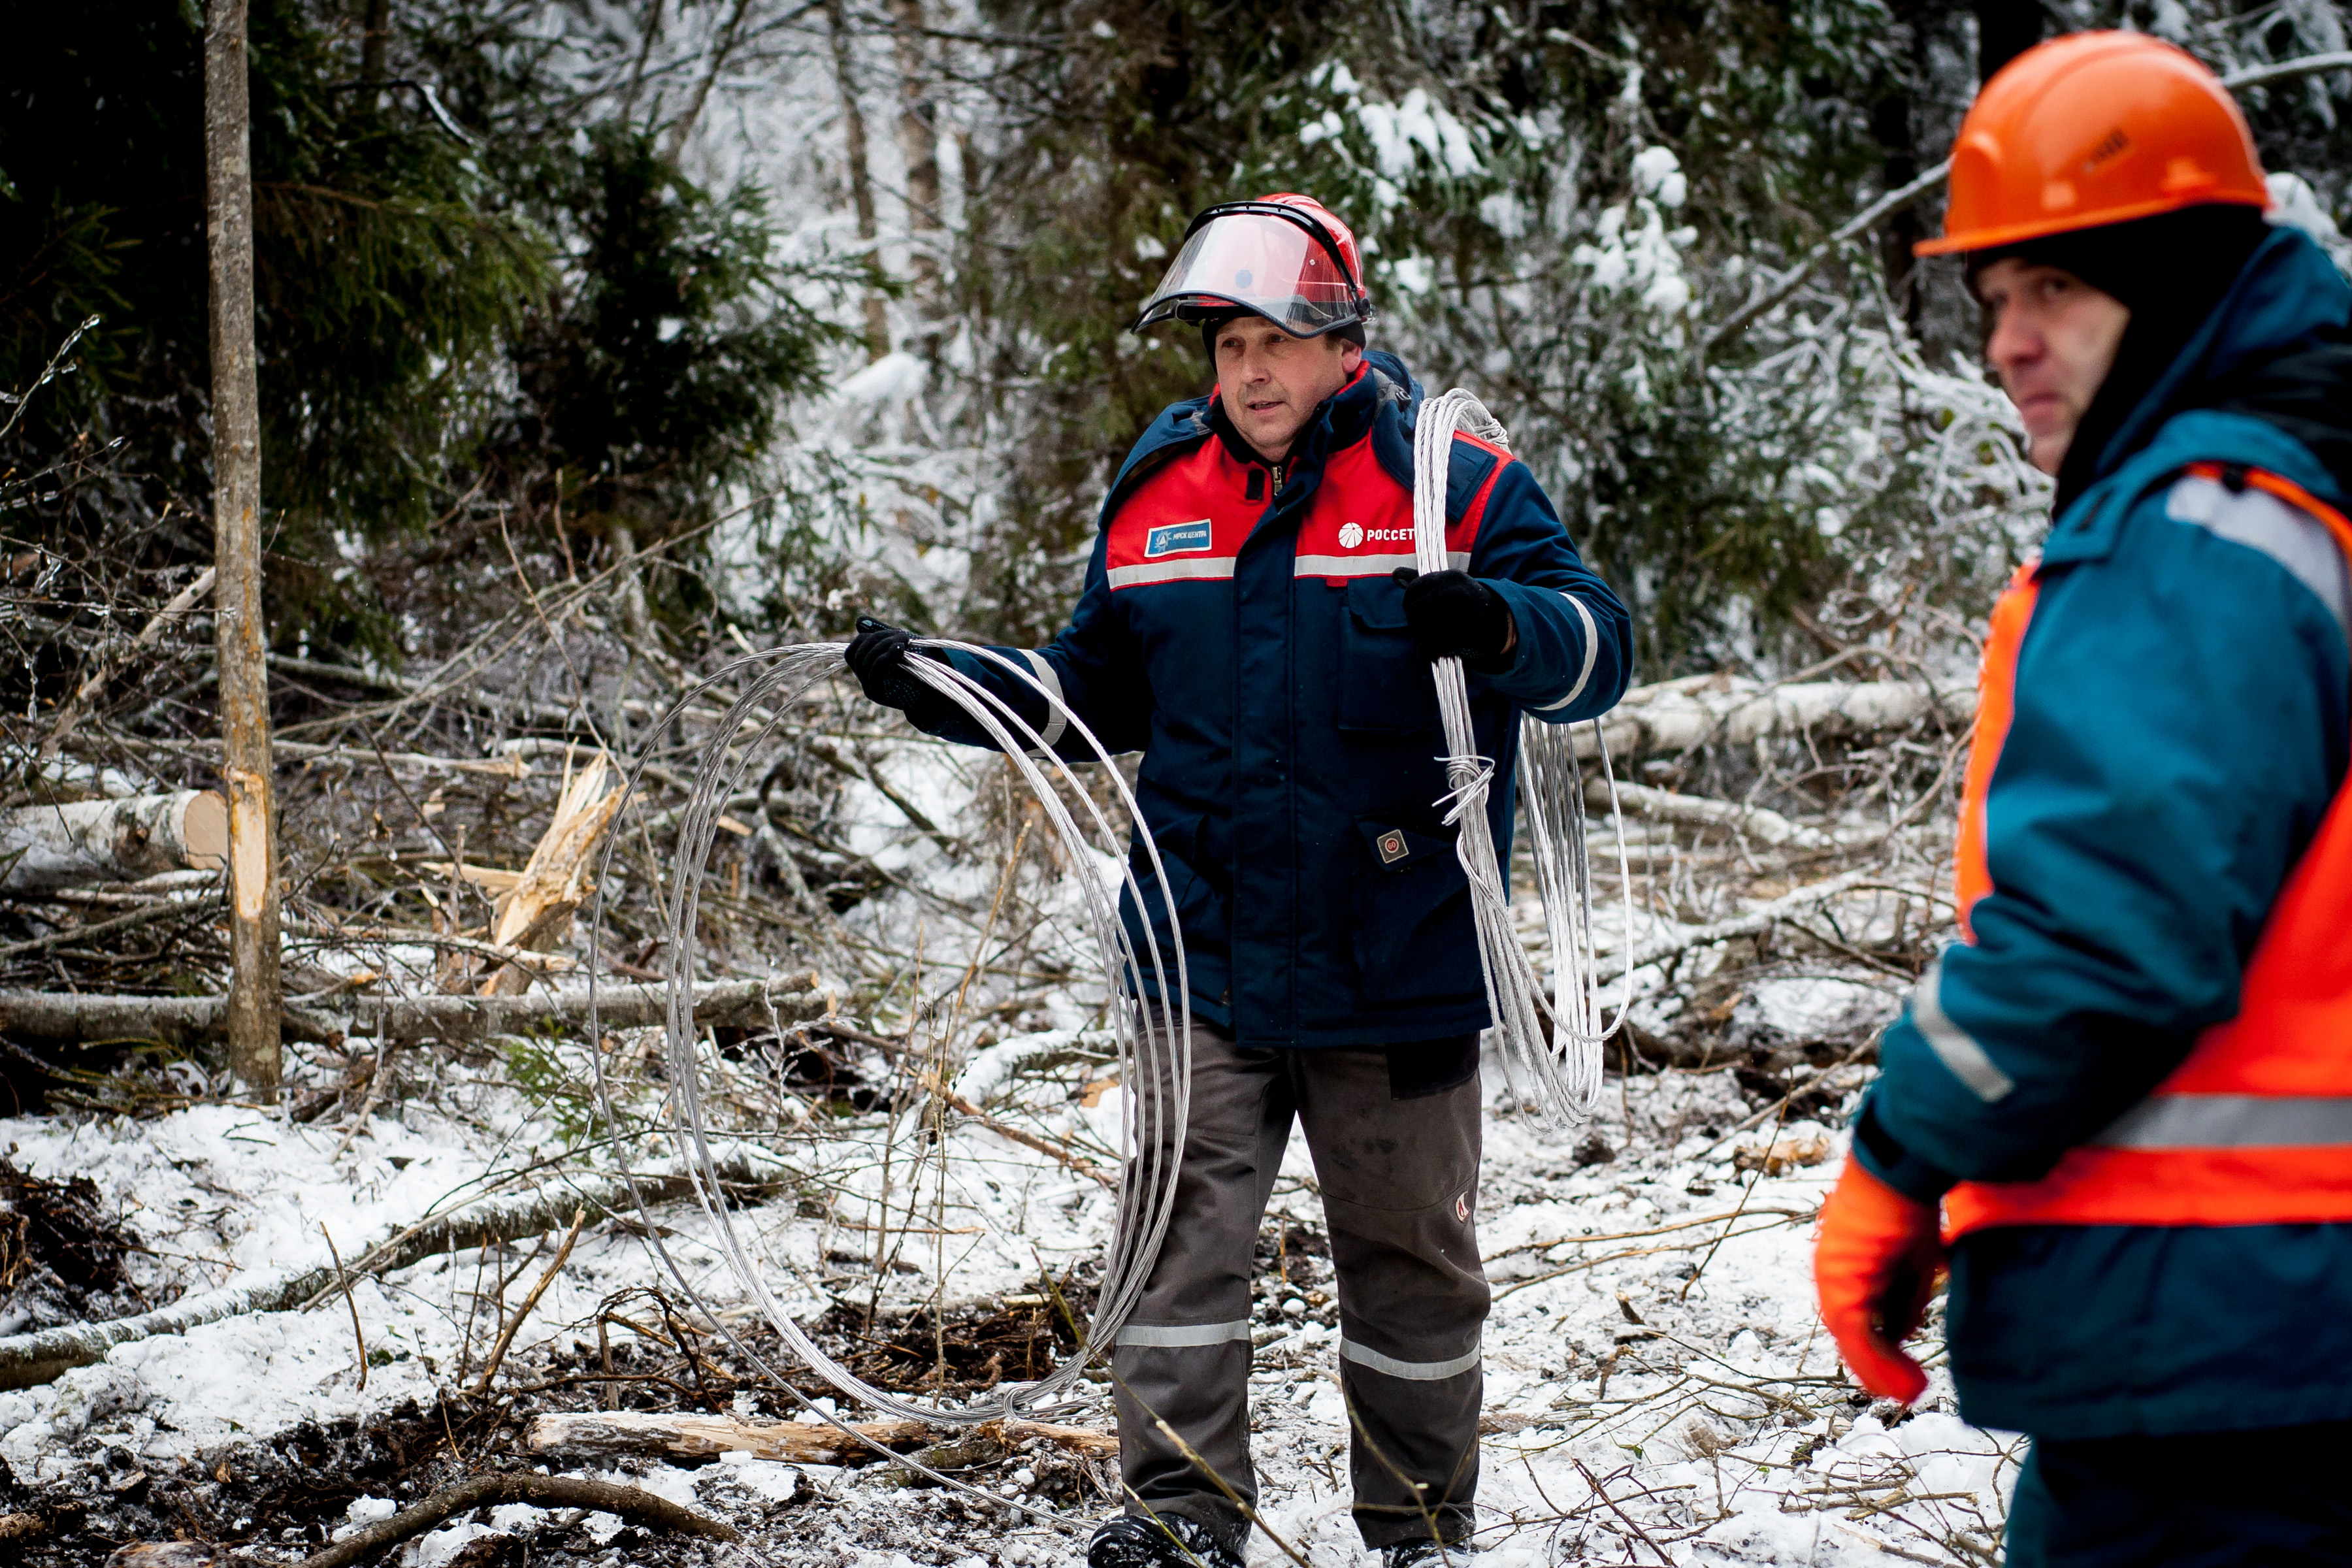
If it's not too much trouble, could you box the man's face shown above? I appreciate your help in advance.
[1979,258,2132,477]
[1214,319,1363,463]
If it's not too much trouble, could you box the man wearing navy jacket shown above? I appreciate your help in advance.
[850,194,1631,1568]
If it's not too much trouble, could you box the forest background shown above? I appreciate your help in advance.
[12,0,2352,711]
[2,7,2351,1559]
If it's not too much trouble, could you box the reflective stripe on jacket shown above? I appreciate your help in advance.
[1942,465,2352,1235]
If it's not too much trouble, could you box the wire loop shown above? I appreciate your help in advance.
[585,641,1188,1431]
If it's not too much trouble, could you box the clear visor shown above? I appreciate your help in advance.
[1133,211,1362,336]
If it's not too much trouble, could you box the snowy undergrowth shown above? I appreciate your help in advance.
[0,1003,2016,1565]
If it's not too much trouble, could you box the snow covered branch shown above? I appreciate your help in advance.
[0,976,828,1047]
[0,1157,787,1390]
[1588,777,1833,851]
[1705,48,2352,357]
[525,1410,1117,1467]
[295,1472,738,1568]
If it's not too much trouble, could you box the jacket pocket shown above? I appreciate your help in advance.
[1338,577,1441,734]
[1350,817,1484,1005]
[1121,815,1228,985]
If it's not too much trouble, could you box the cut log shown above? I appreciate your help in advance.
[0,792,228,892]
[525,1409,1116,1467]
[0,977,826,1048]
[1576,677,1976,760]
[0,1155,788,1390]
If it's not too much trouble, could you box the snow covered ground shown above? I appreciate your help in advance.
[0,985,2019,1565]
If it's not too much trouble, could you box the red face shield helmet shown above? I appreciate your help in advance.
[1132,194,1373,339]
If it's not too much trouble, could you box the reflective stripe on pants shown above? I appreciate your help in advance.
[1111,1022,1488,1554]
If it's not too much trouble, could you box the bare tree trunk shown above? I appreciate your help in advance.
[1972,0,2042,81]
[359,0,390,82]
[606,521,656,647]
[662,0,756,165]
[622,0,667,115]
[204,0,282,1092]
[888,0,941,313]
[825,0,891,360]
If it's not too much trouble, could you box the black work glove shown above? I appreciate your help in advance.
[846,615,944,713]
[1392,568,1516,667]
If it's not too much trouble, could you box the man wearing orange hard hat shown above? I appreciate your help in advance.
[1813,30,2352,1564]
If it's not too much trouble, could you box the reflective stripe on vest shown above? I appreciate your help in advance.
[1943,464,2352,1238]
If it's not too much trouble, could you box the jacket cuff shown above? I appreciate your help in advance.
[1475,578,1573,697]
[1469,609,1516,675]
[1850,1094,1959,1203]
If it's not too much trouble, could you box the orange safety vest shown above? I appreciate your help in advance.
[1944,464,2352,1238]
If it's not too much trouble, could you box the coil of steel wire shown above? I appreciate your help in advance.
[585,640,1188,1434]
[1413,388,1633,1122]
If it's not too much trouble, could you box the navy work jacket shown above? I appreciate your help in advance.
[911,350,1630,1047]
[1855,229,2352,1438]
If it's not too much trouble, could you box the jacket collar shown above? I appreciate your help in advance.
[1099,350,1422,526]
[1206,353,1410,472]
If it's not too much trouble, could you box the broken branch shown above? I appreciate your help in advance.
[472,1207,587,1394]
[0,977,826,1047]
[0,1158,783,1389]
[293,1471,737,1568]
[524,1409,1115,1466]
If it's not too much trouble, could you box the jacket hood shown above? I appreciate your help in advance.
[2077,227,2352,506]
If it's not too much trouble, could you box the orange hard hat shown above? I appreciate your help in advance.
[1916,31,2269,257]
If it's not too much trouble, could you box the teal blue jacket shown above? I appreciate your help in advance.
[1854,228,2352,1438]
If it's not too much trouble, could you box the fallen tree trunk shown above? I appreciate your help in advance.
[0,1156,787,1389]
[0,977,826,1048]
[295,1471,737,1568]
[356,976,827,1043]
[525,1409,1117,1467]
[1575,677,1975,761]
[0,988,297,1047]
[1587,778,1831,850]
[0,792,228,892]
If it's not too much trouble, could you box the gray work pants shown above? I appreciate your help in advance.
[1112,1024,1489,1553]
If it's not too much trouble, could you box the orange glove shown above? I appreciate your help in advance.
[1814,1157,1944,1404]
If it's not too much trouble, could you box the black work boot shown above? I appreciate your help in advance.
[1086,1512,1244,1568]
[1382,1541,1465,1567]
